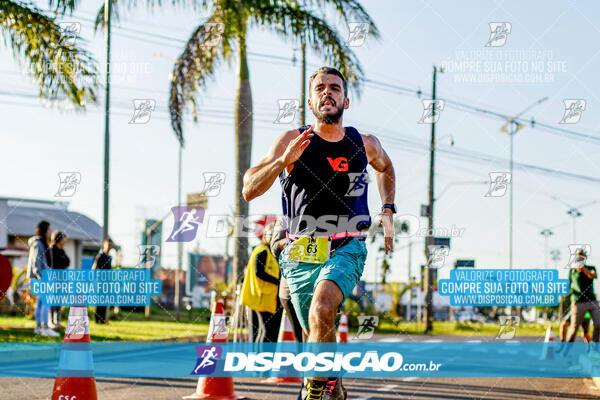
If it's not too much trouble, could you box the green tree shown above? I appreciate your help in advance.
[168,0,379,285]
[0,1,98,106]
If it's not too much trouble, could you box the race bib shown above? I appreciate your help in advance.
[288,237,330,263]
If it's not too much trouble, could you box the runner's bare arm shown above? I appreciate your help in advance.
[362,133,395,205]
[242,126,314,201]
[363,133,395,253]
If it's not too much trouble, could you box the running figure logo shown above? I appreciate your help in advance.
[167,206,205,242]
[191,345,222,375]
[66,316,88,340]
[559,99,586,124]
[428,245,449,269]
[345,172,369,197]
[202,172,226,197]
[55,172,81,197]
[565,244,591,269]
[209,315,232,341]
[129,99,156,124]
[418,99,444,124]
[354,316,379,339]
[485,22,512,47]
[58,22,81,47]
[274,99,300,124]
[485,172,511,197]
[137,245,160,268]
[346,22,370,47]
[497,316,520,339]
[198,23,225,47]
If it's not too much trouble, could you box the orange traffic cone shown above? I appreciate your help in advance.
[51,306,97,400]
[184,299,238,400]
[540,325,555,360]
[337,312,349,343]
[263,310,302,384]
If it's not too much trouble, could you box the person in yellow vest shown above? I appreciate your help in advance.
[241,222,283,342]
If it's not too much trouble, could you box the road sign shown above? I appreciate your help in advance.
[455,259,475,268]
[426,236,451,248]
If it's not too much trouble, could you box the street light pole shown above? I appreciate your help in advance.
[143,209,172,318]
[549,196,598,243]
[102,0,112,242]
[500,97,548,271]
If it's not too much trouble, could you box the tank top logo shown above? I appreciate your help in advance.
[326,156,349,172]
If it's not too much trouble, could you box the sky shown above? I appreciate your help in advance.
[2,0,600,284]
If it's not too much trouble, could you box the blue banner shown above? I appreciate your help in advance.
[29,269,161,306]
[438,269,569,306]
[0,342,597,378]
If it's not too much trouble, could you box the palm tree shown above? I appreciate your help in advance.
[382,281,418,320]
[0,1,98,106]
[168,0,379,286]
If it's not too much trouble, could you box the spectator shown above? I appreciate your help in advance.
[93,238,114,324]
[565,249,600,343]
[49,231,69,328]
[241,223,282,342]
[26,220,58,337]
[559,309,592,344]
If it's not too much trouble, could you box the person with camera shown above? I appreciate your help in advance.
[565,249,600,343]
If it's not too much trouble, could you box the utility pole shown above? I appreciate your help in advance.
[423,66,439,334]
[102,0,112,241]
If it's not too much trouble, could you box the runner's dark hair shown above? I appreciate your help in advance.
[309,67,347,97]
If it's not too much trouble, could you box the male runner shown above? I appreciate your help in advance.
[243,67,396,400]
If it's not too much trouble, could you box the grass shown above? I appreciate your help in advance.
[2,307,558,342]
[369,320,559,336]
[0,307,211,342]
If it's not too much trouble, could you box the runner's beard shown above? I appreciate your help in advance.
[313,103,344,124]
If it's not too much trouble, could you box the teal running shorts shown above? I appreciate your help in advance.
[279,238,367,330]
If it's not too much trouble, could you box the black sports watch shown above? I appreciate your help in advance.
[382,203,397,213]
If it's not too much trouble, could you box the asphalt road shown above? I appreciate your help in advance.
[2,376,599,399]
[2,335,598,399]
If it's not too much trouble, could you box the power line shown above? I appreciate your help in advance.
[2,85,599,184]
[14,11,600,146]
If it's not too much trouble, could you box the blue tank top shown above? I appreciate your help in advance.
[279,126,371,249]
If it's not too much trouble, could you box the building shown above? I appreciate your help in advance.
[0,197,103,269]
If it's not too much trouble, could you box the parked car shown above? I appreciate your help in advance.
[454,311,485,323]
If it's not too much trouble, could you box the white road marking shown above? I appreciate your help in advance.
[377,384,398,391]
[378,337,403,342]
[402,377,418,381]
